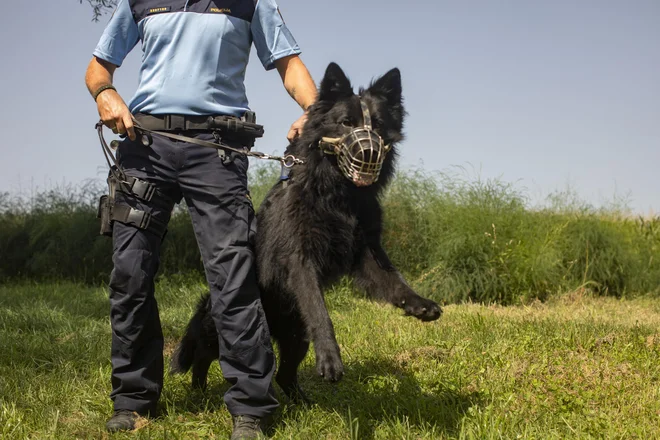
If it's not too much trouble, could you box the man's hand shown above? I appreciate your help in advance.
[287,112,308,142]
[96,89,136,141]
[85,56,136,141]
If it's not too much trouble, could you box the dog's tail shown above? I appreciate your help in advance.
[170,293,212,375]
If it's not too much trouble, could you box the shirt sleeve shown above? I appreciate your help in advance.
[251,0,302,71]
[92,0,140,67]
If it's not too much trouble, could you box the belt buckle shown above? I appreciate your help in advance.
[165,115,186,131]
[126,207,151,230]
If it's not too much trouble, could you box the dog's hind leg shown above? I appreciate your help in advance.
[286,265,344,383]
[354,244,442,322]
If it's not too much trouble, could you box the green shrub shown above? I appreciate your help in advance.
[380,168,660,304]
[1,166,658,304]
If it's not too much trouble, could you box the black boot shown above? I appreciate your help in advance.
[230,415,266,440]
[105,410,140,432]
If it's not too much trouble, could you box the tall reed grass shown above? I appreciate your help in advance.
[381,168,660,303]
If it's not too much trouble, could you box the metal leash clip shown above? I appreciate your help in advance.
[282,154,303,168]
[249,152,304,168]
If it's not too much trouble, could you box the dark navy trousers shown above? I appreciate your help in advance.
[108,132,278,417]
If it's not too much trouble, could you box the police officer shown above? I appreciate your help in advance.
[84,1,317,438]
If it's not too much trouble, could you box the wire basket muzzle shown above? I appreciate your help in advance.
[336,128,389,187]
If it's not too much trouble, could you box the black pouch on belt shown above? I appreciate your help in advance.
[97,195,113,237]
[97,173,119,237]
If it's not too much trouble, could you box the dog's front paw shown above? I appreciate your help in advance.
[402,296,442,322]
[315,345,344,382]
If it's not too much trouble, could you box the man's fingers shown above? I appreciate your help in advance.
[115,119,126,136]
[123,114,136,141]
[287,128,298,142]
[101,117,115,130]
[286,113,307,142]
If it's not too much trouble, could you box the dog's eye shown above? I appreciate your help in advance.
[340,119,353,128]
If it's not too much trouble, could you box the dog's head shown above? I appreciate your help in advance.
[296,63,405,189]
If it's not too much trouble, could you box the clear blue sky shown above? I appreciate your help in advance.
[0,1,658,213]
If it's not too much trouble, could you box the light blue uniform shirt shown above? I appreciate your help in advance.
[93,0,301,116]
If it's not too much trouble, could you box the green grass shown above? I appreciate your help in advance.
[2,280,660,439]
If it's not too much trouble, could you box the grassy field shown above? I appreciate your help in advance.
[2,281,660,439]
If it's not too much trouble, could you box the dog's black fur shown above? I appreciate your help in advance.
[171,63,442,402]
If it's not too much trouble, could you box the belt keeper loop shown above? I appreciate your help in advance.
[170,115,185,131]
[141,213,150,230]
[143,183,155,202]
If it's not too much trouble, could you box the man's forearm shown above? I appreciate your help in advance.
[275,55,317,111]
[85,57,116,98]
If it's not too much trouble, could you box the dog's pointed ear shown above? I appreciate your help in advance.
[368,68,402,107]
[319,62,353,101]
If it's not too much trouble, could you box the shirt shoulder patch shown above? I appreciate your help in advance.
[147,6,171,15]
[209,7,231,13]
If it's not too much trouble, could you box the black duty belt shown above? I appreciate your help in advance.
[134,113,265,139]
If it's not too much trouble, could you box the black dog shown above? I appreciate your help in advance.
[171,63,442,402]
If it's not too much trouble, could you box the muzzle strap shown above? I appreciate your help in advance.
[360,100,372,130]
